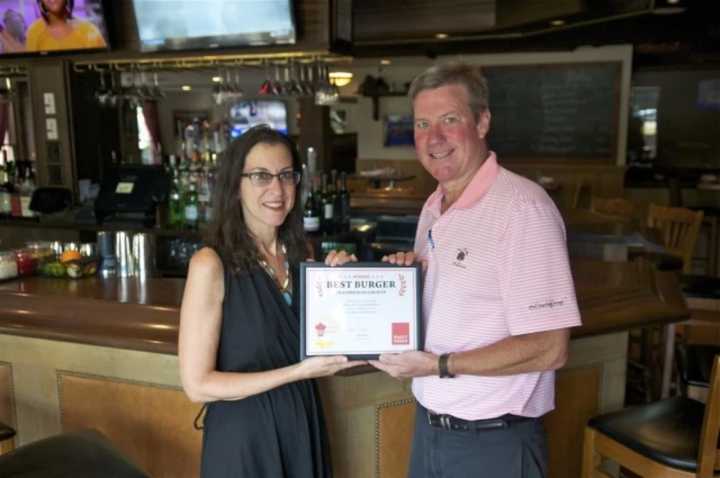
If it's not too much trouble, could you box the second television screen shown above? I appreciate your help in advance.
[132,0,295,52]
[230,100,288,139]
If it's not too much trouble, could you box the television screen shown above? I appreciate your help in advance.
[131,0,296,52]
[229,100,288,138]
[0,0,109,55]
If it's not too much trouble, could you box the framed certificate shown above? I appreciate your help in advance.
[299,262,423,360]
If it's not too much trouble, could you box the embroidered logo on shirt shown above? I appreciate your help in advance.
[452,248,469,269]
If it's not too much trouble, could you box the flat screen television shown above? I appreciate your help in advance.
[229,100,288,138]
[131,0,296,53]
[0,0,110,56]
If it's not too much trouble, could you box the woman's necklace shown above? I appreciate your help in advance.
[258,243,292,303]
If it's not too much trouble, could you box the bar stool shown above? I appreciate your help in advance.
[0,429,148,477]
[0,421,15,454]
[582,354,720,477]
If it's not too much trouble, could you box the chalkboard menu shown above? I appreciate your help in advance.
[484,62,620,158]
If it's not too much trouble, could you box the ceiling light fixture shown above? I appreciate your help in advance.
[328,71,353,87]
[380,59,391,66]
[181,85,192,91]
[550,19,565,26]
[211,76,222,83]
[435,33,448,39]
[652,0,686,14]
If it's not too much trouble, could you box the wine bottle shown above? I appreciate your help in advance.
[184,181,199,230]
[303,181,320,233]
[337,172,351,233]
[320,172,334,235]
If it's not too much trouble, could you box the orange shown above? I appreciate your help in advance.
[60,250,81,263]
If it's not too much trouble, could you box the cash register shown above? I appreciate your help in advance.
[94,165,169,227]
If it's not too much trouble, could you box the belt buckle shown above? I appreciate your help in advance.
[427,411,453,431]
[440,415,452,431]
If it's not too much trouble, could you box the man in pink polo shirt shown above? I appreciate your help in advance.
[373,62,582,477]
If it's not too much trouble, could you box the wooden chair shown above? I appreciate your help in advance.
[0,421,15,455]
[676,343,720,404]
[582,354,720,477]
[590,196,637,222]
[647,204,704,274]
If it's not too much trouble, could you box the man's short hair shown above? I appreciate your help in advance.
[409,61,489,121]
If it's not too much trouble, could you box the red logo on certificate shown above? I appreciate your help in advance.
[392,322,410,345]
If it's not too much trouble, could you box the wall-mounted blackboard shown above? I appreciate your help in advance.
[484,62,621,158]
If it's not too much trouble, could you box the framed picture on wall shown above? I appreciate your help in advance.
[383,114,414,147]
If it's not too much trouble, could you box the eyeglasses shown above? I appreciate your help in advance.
[240,170,301,187]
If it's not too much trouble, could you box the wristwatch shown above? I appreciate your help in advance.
[438,353,455,378]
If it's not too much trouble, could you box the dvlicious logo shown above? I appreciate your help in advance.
[453,248,469,269]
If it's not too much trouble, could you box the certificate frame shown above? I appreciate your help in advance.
[299,262,423,360]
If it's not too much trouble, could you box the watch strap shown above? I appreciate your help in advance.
[438,353,455,378]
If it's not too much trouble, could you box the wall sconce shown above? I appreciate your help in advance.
[329,71,353,87]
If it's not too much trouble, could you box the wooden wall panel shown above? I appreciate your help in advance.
[505,163,626,210]
[58,372,203,478]
[543,365,602,478]
[0,362,16,430]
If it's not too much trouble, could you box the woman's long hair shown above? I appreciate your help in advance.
[204,125,306,274]
[38,0,74,22]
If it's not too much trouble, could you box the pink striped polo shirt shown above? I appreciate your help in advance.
[413,152,581,420]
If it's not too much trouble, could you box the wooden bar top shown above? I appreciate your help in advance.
[0,277,185,355]
[0,257,690,354]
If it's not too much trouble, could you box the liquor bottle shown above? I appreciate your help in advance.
[183,180,199,230]
[19,166,36,218]
[306,147,317,178]
[0,154,10,215]
[168,176,184,227]
[303,181,321,233]
[204,154,217,222]
[320,173,334,235]
[337,172,351,233]
[197,165,210,224]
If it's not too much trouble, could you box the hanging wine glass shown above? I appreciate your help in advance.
[258,61,273,95]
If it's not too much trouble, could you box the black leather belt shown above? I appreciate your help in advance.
[427,410,533,432]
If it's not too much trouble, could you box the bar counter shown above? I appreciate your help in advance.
[0,258,689,478]
[0,260,688,353]
[0,277,184,354]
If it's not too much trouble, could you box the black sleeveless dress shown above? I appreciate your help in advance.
[200,264,332,478]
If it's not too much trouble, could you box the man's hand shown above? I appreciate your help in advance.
[370,351,438,379]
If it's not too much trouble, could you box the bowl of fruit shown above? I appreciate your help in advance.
[40,249,97,279]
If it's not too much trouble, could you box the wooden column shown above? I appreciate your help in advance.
[297,97,333,172]
[28,59,76,194]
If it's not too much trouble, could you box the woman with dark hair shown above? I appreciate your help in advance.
[26,0,106,52]
[179,126,360,477]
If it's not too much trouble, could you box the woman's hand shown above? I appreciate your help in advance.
[381,251,417,266]
[324,249,357,266]
[295,356,366,379]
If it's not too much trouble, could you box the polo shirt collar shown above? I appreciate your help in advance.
[425,152,499,215]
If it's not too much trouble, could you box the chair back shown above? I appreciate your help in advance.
[647,204,704,274]
[697,354,720,477]
[590,196,637,222]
